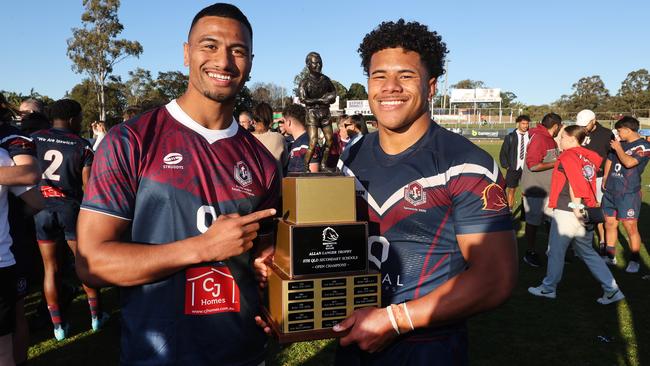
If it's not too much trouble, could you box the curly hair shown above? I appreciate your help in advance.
[358,19,448,78]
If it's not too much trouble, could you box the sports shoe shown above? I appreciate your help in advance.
[528,285,556,299]
[91,312,110,331]
[53,323,69,341]
[597,289,625,305]
[523,250,542,267]
[625,261,640,273]
[603,256,618,266]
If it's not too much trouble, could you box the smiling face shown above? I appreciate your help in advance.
[184,16,252,104]
[367,48,435,133]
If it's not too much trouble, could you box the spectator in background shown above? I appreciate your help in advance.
[91,121,107,151]
[528,125,624,304]
[283,104,319,173]
[342,114,368,152]
[520,113,562,267]
[575,109,613,254]
[238,110,254,132]
[499,115,530,209]
[337,115,351,151]
[18,99,50,134]
[18,99,44,116]
[602,116,650,273]
[252,102,288,173]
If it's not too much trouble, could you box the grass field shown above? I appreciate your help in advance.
[25,140,650,366]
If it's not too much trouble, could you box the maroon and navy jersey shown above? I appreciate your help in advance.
[287,132,320,173]
[605,138,650,194]
[0,122,35,158]
[31,128,93,203]
[81,100,280,366]
[339,122,512,306]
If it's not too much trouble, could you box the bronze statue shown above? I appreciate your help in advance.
[298,52,337,172]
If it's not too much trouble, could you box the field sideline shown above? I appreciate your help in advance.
[25,140,650,366]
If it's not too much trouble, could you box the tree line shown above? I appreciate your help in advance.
[3,0,649,134]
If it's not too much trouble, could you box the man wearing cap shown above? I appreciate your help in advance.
[575,109,613,253]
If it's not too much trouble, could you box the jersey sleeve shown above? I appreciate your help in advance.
[1,130,35,158]
[631,143,650,165]
[447,150,513,235]
[81,125,139,220]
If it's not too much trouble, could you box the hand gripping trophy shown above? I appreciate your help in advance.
[298,52,337,172]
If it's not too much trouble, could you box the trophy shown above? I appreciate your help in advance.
[264,174,381,343]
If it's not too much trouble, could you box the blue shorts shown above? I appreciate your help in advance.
[335,324,468,366]
[602,191,641,220]
[34,201,80,242]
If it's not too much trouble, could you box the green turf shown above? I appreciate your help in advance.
[26,140,650,366]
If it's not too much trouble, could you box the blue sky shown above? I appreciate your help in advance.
[2,0,649,105]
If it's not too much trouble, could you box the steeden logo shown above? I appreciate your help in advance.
[163,152,184,169]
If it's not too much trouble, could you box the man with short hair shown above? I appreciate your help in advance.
[282,103,320,173]
[331,19,517,364]
[238,110,254,132]
[602,116,650,273]
[499,115,530,209]
[520,113,562,267]
[76,4,279,364]
[32,99,105,341]
[575,109,613,252]
[342,114,368,152]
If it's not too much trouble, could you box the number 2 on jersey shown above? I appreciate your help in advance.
[42,149,63,181]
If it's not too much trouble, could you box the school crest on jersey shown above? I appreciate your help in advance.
[582,165,595,180]
[481,183,508,211]
[404,182,426,206]
[234,161,252,187]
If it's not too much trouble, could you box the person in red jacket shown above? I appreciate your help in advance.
[528,125,624,304]
[519,113,561,267]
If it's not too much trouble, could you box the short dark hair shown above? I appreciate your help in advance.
[253,102,273,128]
[347,114,368,135]
[282,104,305,125]
[563,125,587,144]
[516,115,531,123]
[358,19,448,78]
[188,3,252,41]
[541,113,562,129]
[614,116,640,132]
[48,99,82,121]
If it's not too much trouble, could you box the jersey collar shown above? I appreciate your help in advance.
[165,99,238,144]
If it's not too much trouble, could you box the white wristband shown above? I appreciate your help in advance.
[386,305,400,335]
[401,303,415,331]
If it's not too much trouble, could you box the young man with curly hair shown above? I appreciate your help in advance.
[332,19,517,365]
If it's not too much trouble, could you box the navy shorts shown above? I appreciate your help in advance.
[505,168,523,189]
[34,201,81,242]
[602,191,642,220]
[0,266,16,336]
[335,324,468,366]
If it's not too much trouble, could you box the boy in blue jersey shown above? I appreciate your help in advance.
[31,99,107,341]
[602,116,650,273]
[76,3,279,365]
[330,20,517,365]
